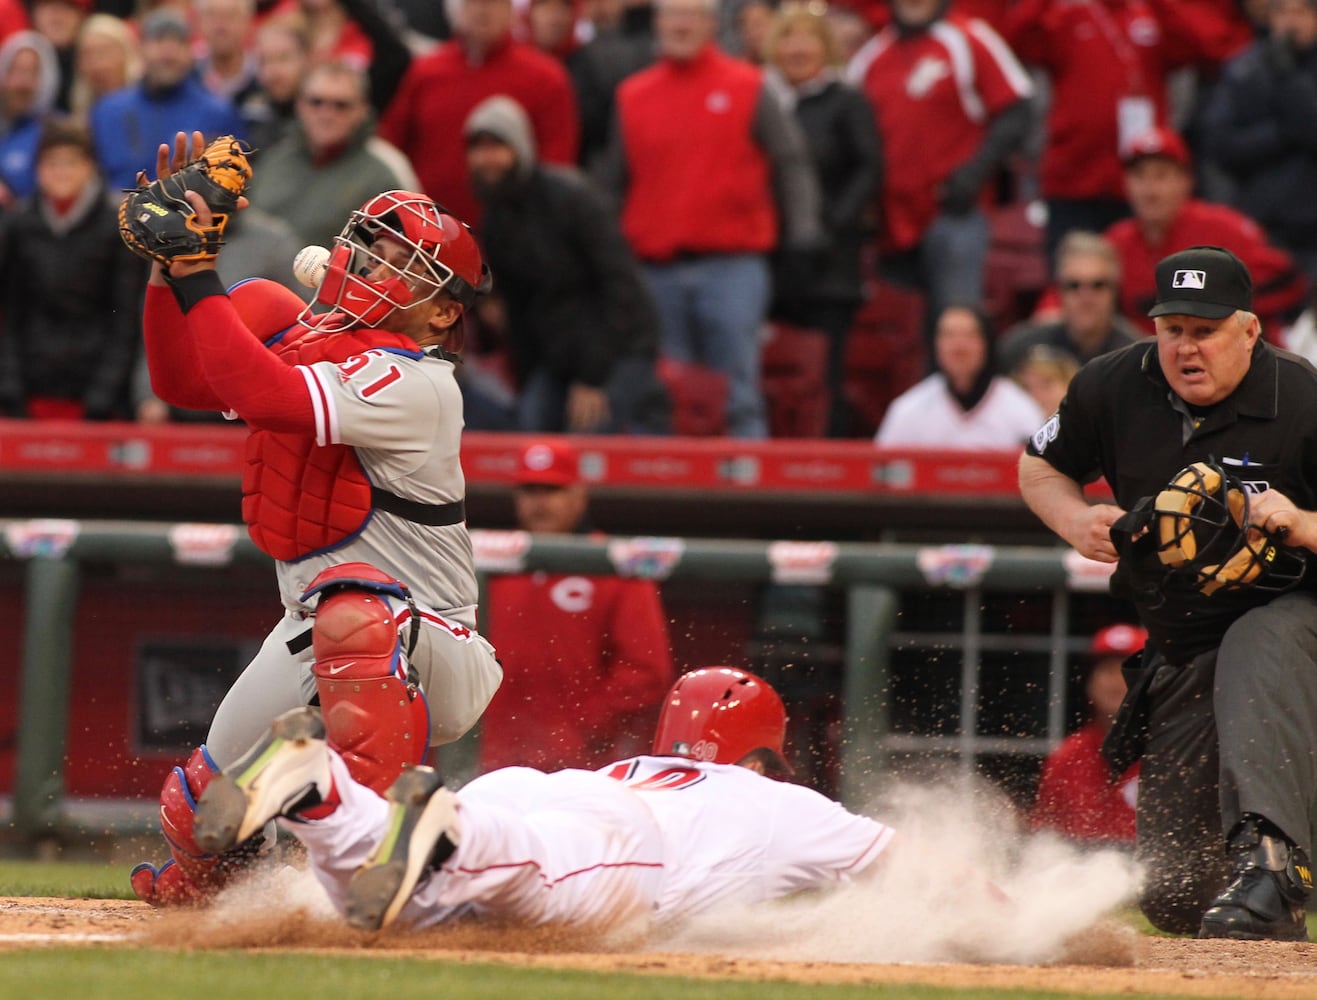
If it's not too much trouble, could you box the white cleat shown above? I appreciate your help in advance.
[345,766,459,931]
[194,707,332,853]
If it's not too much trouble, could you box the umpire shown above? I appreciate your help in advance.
[1019,245,1317,940]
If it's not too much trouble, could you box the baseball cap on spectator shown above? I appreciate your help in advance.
[1121,126,1190,170]
[141,7,192,41]
[1148,245,1253,320]
[1090,623,1148,659]
[516,439,580,487]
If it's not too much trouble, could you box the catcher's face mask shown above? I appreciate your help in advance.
[1153,461,1306,596]
[309,190,489,333]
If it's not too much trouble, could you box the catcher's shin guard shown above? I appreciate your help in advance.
[132,745,268,906]
[303,562,431,796]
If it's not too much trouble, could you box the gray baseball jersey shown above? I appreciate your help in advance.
[276,346,477,625]
[206,344,502,765]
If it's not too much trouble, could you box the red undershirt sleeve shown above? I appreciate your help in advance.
[143,284,228,412]
[170,272,317,433]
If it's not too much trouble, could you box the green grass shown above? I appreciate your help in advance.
[0,860,1251,1000]
[0,952,1220,1000]
[0,859,134,900]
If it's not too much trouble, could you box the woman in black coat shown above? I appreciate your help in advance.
[764,2,882,437]
[0,121,142,420]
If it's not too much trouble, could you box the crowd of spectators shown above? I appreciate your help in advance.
[0,0,1311,440]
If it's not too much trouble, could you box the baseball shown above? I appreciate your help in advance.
[293,245,331,289]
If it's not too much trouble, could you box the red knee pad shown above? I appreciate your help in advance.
[311,587,430,796]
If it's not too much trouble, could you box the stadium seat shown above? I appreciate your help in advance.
[760,322,830,438]
[842,282,926,438]
[656,357,729,437]
[983,202,1048,332]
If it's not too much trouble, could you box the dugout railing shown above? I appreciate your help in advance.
[0,518,1118,846]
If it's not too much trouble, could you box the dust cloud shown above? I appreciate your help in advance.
[159,780,1142,966]
[651,780,1143,966]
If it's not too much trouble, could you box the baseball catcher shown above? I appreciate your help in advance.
[118,134,252,265]
[125,131,502,907]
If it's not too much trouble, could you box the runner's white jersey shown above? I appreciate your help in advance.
[273,346,478,626]
[600,756,895,921]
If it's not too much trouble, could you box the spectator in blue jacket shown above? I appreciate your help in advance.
[89,6,242,191]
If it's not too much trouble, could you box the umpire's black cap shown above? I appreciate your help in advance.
[1148,245,1253,321]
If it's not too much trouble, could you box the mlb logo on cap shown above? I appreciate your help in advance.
[1148,246,1252,321]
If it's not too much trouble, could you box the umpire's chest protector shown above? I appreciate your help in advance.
[241,325,419,563]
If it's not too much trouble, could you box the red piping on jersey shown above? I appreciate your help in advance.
[444,858,666,887]
[840,826,896,874]
[395,607,476,643]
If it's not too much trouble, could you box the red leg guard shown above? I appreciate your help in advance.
[133,746,267,907]
[312,587,431,796]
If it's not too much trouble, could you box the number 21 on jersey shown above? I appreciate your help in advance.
[337,350,403,398]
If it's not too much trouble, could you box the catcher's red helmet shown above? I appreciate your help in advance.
[652,667,788,767]
[311,190,490,332]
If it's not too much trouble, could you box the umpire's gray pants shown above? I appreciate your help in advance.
[1137,590,1317,934]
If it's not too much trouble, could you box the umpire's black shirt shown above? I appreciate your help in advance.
[1026,338,1317,662]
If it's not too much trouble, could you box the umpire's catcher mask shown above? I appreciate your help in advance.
[652,667,792,773]
[1152,460,1306,596]
[309,190,491,333]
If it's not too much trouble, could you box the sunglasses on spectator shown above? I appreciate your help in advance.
[1060,278,1113,292]
[302,95,356,111]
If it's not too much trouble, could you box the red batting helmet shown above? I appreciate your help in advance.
[311,190,490,332]
[652,667,789,767]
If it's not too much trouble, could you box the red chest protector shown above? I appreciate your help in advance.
[242,324,421,562]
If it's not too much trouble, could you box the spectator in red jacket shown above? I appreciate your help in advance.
[1031,623,1146,847]
[378,0,580,226]
[1003,0,1246,267]
[849,0,1032,351]
[1105,126,1307,336]
[479,439,675,772]
[598,0,823,438]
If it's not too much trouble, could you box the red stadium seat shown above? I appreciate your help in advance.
[760,322,830,438]
[842,282,926,438]
[656,357,729,437]
[983,202,1048,332]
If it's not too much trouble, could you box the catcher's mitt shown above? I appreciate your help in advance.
[118,135,253,265]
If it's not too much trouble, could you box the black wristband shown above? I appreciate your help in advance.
[164,269,227,314]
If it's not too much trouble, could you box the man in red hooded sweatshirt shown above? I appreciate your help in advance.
[478,438,674,772]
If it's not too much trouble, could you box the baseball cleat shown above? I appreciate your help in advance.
[345,765,459,931]
[194,707,332,853]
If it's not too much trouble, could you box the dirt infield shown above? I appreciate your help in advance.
[2,896,1316,998]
